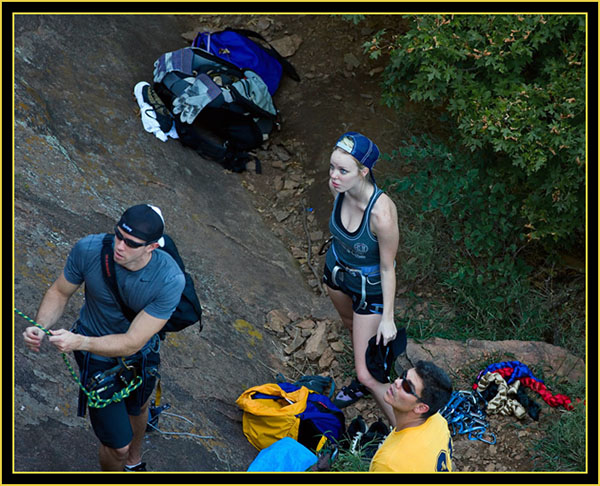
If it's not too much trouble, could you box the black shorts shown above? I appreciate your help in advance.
[75,351,159,449]
[323,264,384,315]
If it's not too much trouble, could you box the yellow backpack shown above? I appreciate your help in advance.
[236,383,309,450]
[236,382,345,452]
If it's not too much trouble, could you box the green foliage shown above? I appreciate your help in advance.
[367,14,586,248]
[532,401,586,471]
[340,14,366,25]
[383,135,585,356]
[331,449,370,472]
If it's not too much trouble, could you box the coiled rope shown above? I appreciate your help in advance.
[15,308,142,408]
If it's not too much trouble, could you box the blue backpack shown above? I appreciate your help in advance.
[278,382,346,451]
[192,28,300,95]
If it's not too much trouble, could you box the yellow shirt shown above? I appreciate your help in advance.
[369,413,453,472]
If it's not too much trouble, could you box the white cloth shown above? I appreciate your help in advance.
[133,81,178,142]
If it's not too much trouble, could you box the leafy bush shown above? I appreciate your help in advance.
[532,401,586,471]
[367,14,586,250]
[382,134,585,354]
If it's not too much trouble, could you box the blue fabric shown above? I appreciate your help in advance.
[478,360,544,385]
[247,437,317,472]
[278,382,345,442]
[193,30,283,95]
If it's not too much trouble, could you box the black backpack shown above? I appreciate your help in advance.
[101,233,202,340]
[152,47,279,173]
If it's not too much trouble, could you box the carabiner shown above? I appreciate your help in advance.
[476,431,497,445]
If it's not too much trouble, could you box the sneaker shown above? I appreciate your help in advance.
[359,418,391,460]
[124,462,147,472]
[339,415,368,451]
[134,81,174,133]
[332,379,370,408]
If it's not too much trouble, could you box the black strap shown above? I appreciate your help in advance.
[226,28,301,82]
[100,234,136,322]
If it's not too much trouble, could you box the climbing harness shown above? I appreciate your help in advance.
[330,244,382,312]
[440,390,496,445]
[15,308,143,409]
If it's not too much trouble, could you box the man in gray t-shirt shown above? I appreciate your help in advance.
[23,204,185,472]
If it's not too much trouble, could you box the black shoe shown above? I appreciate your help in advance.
[339,415,368,451]
[134,81,174,133]
[124,462,147,472]
[360,418,391,460]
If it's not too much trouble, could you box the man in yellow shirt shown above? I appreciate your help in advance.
[369,360,453,472]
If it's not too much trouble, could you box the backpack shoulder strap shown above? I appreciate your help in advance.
[226,28,301,82]
[100,234,136,322]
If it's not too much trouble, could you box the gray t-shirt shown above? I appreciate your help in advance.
[64,233,185,338]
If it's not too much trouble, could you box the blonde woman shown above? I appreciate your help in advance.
[323,132,401,426]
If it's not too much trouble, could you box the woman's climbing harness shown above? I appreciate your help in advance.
[15,308,143,409]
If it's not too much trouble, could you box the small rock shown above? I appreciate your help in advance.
[276,189,295,200]
[283,178,300,190]
[305,321,329,360]
[330,340,345,353]
[318,348,335,369]
[354,400,368,412]
[297,319,316,329]
[275,210,291,223]
[284,330,306,355]
[269,34,303,57]
[309,230,323,242]
[181,30,198,42]
[343,52,361,69]
[265,309,290,334]
[272,144,291,161]
[272,160,286,170]
[254,17,272,32]
[273,175,284,191]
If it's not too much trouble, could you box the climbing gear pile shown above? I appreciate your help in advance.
[440,390,496,445]
[473,360,580,412]
[15,308,143,409]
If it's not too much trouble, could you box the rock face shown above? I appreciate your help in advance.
[12,14,334,473]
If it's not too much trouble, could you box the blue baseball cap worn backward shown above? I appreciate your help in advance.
[335,131,380,183]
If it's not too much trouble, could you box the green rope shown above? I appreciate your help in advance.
[15,307,143,409]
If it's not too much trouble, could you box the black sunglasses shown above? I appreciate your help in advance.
[114,226,150,249]
[401,370,424,402]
